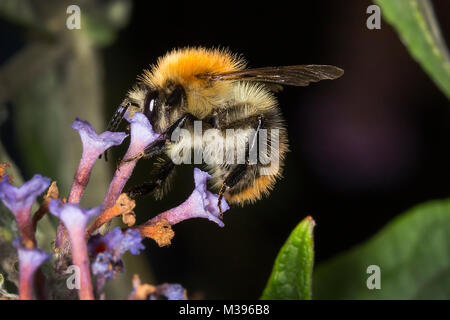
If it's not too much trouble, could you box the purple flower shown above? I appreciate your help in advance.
[67,118,127,204]
[102,113,161,211]
[49,200,103,231]
[13,238,51,300]
[69,118,128,203]
[58,119,127,254]
[91,252,122,281]
[120,228,145,255]
[89,227,144,258]
[0,174,50,243]
[89,227,144,280]
[126,112,160,151]
[71,118,128,160]
[149,283,187,300]
[13,239,51,271]
[191,168,230,226]
[49,201,102,300]
[0,174,51,217]
[146,168,229,228]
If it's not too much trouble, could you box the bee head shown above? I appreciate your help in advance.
[143,84,186,133]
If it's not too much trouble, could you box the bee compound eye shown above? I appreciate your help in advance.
[144,90,159,116]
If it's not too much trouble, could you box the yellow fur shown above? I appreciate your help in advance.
[231,82,277,113]
[139,47,246,119]
[225,175,278,205]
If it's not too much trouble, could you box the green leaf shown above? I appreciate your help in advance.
[314,199,450,299]
[375,0,450,99]
[261,216,315,300]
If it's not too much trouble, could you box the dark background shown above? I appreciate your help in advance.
[2,1,450,299]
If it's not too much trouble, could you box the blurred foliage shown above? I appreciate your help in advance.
[0,0,150,298]
[0,143,21,241]
[0,0,132,204]
[314,199,450,299]
[375,0,450,99]
[0,142,21,291]
[261,216,315,300]
[0,272,18,299]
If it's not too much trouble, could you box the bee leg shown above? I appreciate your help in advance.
[101,102,131,161]
[217,184,227,219]
[217,164,248,218]
[121,113,199,163]
[107,103,131,132]
[126,159,175,199]
[217,115,264,217]
[165,112,198,138]
[120,137,167,163]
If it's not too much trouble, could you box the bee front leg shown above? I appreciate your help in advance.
[121,113,199,163]
[101,102,131,161]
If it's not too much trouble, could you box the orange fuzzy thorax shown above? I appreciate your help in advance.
[149,47,245,87]
[140,47,246,118]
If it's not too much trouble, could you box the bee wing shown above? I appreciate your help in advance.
[196,65,344,86]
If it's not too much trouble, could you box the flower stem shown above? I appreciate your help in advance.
[14,243,50,300]
[96,113,160,233]
[146,198,193,226]
[56,153,96,251]
[89,159,137,235]
[68,152,97,204]
[68,228,94,300]
[16,209,35,246]
[18,264,35,300]
[103,157,138,209]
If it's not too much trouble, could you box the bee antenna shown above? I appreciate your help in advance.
[100,103,131,162]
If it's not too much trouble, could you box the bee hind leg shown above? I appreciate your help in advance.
[217,164,249,218]
[217,115,264,217]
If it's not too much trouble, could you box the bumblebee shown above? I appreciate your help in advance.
[106,47,343,212]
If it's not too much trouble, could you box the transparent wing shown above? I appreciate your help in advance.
[197,65,344,86]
